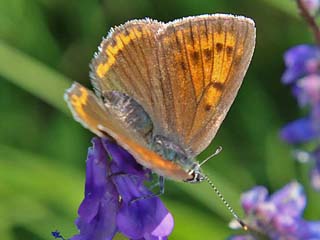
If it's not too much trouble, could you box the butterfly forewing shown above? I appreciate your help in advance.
[90,19,169,134]
[156,15,256,155]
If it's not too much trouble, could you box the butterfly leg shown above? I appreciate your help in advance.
[130,176,165,204]
[149,175,165,193]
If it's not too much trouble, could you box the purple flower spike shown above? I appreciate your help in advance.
[270,182,306,218]
[230,182,320,240]
[71,137,174,240]
[241,186,268,214]
[295,75,320,106]
[71,138,119,240]
[282,45,320,84]
[281,44,320,191]
[280,117,318,144]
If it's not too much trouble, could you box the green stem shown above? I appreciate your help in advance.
[0,40,72,115]
[296,0,320,45]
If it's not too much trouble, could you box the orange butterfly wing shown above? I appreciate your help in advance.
[156,15,256,155]
[65,83,190,181]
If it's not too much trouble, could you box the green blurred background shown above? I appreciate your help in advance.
[1,0,320,239]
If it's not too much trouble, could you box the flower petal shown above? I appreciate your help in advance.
[150,211,174,237]
[272,214,297,235]
[254,202,276,224]
[84,138,109,199]
[102,138,148,177]
[310,168,320,191]
[297,75,320,106]
[280,117,318,144]
[72,194,119,240]
[230,182,320,240]
[141,235,168,240]
[282,45,320,84]
[114,175,173,239]
[228,235,256,240]
[112,171,147,203]
[306,221,320,238]
[71,138,120,240]
[270,181,306,218]
[241,186,268,214]
[117,198,173,239]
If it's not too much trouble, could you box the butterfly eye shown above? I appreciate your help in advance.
[184,168,204,183]
[194,173,204,182]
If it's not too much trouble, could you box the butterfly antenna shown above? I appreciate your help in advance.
[199,146,223,167]
[203,174,248,231]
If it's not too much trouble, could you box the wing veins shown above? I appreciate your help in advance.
[215,24,228,87]
[180,26,197,106]
[189,19,248,145]
[119,27,148,97]
[208,20,215,99]
[160,39,177,132]
[172,26,195,134]
[105,45,142,97]
[132,27,154,105]
[196,21,206,97]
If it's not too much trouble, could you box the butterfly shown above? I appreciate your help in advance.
[65,14,255,183]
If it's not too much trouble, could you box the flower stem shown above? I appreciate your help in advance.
[297,0,320,45]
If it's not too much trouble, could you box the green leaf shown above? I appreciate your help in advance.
[166,200,232,239]
[259,0,299,17]
[170,170,244,222]
[0,0,61,65]
[265,131,296,189]
[0,40,71,115]
[0,144,83,238]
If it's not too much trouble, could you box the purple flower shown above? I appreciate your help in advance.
[311,166,320,191]
[71,137,174,240]
[280,117,319,144]
[294,75,320,107]
[280,44,320,191]
[280,74,320,144]
[282,45,320,84]
[229,182,320,240]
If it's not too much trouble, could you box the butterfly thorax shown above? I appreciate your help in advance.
[150,135,196,173]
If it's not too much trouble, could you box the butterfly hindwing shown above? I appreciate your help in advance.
[156,15,255,155]
[65,83,190,181]
[64,82,112,138]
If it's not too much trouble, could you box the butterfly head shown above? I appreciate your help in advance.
[185,163,204,183]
